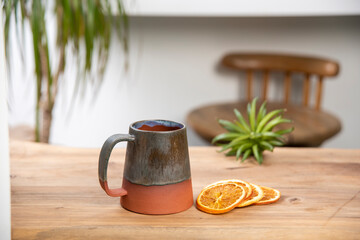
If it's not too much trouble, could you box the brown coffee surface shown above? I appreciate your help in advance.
[138,125,180,132]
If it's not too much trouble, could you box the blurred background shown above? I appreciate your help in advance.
[6,0,360,148]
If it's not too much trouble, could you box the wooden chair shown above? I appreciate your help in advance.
[187,53,341,147]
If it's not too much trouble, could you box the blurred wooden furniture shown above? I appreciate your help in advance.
[10,141,360,239]
[187,53,341,146]
[9,125,35,141]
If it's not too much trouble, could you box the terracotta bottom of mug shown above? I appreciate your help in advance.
[120,178,193,215]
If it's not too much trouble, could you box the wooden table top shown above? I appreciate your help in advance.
[10,141,360,239]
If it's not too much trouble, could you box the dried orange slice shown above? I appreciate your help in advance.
[254,186,281,205]
[204,179,252,199]
[196,182,246,214]
[237,183,264,207]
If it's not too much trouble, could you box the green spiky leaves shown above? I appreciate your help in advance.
[212,98,294,164]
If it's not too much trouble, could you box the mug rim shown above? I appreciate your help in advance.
[130,119,186,133]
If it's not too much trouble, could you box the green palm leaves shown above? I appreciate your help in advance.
[3,0,128,142]
[212,98,294,164]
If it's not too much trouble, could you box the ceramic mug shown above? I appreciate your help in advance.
[98,119,193,215]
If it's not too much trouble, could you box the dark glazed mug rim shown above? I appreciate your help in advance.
[130,119,185,133]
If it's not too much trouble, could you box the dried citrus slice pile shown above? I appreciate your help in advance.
[196,179,281,214]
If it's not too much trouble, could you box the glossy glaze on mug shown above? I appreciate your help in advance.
[124,120,191,186]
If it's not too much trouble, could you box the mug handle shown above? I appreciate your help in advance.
[98,134,135,197]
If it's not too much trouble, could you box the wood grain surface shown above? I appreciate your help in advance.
[221,53,339,77]
[10,141,360,239]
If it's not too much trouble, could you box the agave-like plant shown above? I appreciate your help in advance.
[212,98,294,164]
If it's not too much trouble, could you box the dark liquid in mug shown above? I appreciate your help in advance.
[138,125,181,132]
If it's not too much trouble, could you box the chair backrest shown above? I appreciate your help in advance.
[221,53,339,110]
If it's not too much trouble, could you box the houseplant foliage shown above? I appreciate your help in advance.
[3,0,128,142]
[212,98,294,164]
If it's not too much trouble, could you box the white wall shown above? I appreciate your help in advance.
[0,7,11,240]
[8,16,360,148]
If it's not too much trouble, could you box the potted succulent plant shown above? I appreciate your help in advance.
[3,0,128,142]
